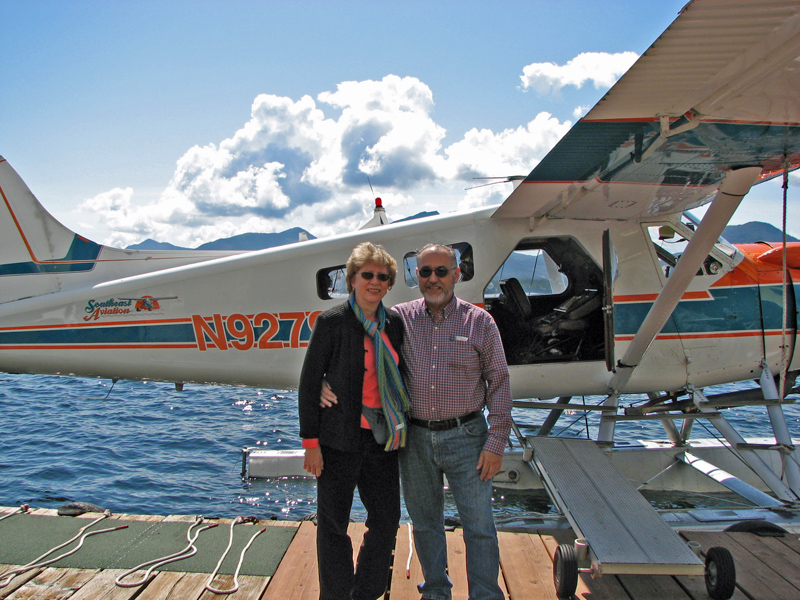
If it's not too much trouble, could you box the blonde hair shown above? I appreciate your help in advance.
[346,242,398,293]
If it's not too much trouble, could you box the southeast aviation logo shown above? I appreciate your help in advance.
[83,296,177,321]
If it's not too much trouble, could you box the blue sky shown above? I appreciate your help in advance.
[2,1,796,247]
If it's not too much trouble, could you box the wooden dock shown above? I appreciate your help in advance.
[2,507,800,599]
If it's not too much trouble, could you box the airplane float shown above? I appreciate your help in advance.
[1,1,799,597]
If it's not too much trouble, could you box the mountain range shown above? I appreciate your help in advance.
[126,217,797,251]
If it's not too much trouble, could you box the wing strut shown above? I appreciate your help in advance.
[608,166,762,394]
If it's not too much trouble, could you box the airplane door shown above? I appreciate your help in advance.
[759,268,798,372]
[602,229,617,372]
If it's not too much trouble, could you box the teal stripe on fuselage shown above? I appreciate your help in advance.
[615,284,796,337]
[0,236,101,275]
[0,323,196,345]
[0,315,315,347]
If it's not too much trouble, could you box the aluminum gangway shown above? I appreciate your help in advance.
[525,436,736,599]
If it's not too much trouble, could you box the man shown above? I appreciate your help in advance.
[393,243,512,600]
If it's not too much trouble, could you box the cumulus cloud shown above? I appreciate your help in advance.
[520,51,638,96]
[80,74,574,248]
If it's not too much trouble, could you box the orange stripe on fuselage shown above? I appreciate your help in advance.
[614,291,712,303]
[615,329,790,342]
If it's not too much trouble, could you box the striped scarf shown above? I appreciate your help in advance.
[349,293,410,451]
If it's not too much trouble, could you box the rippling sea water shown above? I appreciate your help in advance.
[0,374,797,521]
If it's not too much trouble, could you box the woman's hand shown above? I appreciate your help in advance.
[304,447,324,477]
[319,379,338,408]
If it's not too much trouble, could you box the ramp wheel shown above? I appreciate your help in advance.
[705,546,736,600]
[553,544,578,599]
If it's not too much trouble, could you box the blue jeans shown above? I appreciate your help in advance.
[399,415,504,600]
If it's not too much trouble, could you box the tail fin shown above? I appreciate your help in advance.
[0,156,101,270]
[0,157,103,303]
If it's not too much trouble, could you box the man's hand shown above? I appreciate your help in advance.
[304,447,324,477]
[320,380,338,408]
[476,450,503,481]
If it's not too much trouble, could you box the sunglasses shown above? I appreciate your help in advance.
[418,266,455,278]
[359,271,391,282]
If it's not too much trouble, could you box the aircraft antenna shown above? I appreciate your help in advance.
[465,176,526,191]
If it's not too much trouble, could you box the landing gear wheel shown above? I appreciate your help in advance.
[705,546,736,600]
[553,544,578,599]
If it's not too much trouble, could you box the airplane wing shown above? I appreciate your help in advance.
[493,0,800,221]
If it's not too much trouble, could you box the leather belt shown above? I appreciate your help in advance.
[409,410,480,431]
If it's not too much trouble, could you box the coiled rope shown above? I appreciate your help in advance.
[0,510,127,589]
[115,515,218,588]
[204,516,265,595]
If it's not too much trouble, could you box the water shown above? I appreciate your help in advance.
[0,374,797,521]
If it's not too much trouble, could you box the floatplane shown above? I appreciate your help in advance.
[1,0,799,597]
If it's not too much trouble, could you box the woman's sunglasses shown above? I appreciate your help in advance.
[418,266,455,278]
[359,271,391,282]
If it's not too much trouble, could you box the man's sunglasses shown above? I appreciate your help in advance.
[418,266,455,278]
[359,271,391,282]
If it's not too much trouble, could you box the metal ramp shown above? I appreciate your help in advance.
[526,437,705,578]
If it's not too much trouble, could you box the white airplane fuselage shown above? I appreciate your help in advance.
[0,189,795,400]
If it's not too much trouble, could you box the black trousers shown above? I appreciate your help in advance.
[317,429,401,600]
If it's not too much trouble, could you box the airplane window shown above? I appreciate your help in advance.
[316,265,348,300]
[647,218,734,278]
[647,218,741,277]
[403,242,474,288]
[682,212,738,260]
[485,248,567,298]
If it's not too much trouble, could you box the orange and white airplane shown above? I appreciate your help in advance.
[1,0,799,511]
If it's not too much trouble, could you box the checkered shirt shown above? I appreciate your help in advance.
[393,296,512,455]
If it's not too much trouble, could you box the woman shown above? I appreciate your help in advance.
[298,241,410,600]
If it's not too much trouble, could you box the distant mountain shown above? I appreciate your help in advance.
[127,218,793,252]
[392,210,439,223]
[196,228,315,251]
[722,222,798,244]
[126,239,190,251]
[126,228,315,251]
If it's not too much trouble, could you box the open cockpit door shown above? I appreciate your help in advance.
[485,236,605,366]
[602,229,617,372]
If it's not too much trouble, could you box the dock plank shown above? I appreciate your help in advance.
[134,571,208,600]
[539,529,633,600]
[3,567,95,600]
[498,530,557,599]
[736,533,800,588]
[260,521,317,600]
[776,532,800,555]
[684,531,800,600]
[673,571,750,600]
[199,574,267,600]
[388,523,422,600]
[60,569,140,600]
[0,566,44,599]
[616,573,691,600]
[445,529,469,599]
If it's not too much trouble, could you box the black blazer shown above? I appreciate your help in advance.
[298,301,405,453]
